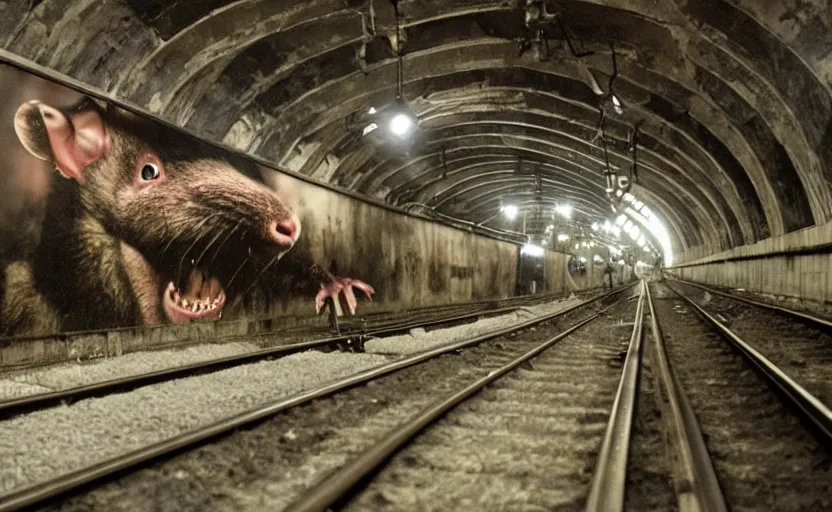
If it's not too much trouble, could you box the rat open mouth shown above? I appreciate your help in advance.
[162,268,227,325]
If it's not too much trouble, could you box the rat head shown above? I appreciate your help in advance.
[14,97,302,325]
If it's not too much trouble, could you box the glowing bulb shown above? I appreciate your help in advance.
[555,204,573,219]
[502,205,518,220]
[591,222,599,231]
[389,113,414,137]
[557,234,569,242]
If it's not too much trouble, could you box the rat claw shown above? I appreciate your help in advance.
[344,286,358,315]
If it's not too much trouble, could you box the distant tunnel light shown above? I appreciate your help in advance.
[629,224,641,239]
[502,205,518,220]
[521,243,545,257]
[591,222,599,231]
[615,214,627,226]
[555,204,573,219]
[557,234,569,241]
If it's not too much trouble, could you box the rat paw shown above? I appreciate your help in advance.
[315,276,375,315]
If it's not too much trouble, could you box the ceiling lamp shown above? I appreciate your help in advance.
[357,1,418,144]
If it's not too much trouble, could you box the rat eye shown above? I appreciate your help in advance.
[140,163,160,181]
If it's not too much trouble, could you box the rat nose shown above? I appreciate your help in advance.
[269,216,299,248]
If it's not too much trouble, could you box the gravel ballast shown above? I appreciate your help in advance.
[0,296,587,499]
[0,341,261,400]
[365,296,582,355]
[0,350,391,495]
[40,296,624,511]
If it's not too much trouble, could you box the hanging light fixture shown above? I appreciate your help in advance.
[356,0,418,144]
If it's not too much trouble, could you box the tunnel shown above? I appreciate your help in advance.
[0,1,830,511]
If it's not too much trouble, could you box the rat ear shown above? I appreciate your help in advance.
[13,98,110,183]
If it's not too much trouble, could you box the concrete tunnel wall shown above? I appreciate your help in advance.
[2,0,831,312]
[669,222,832,304]
[260,167,523,316]
[0,57,602,369]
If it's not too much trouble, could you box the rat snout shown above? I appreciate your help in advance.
[268,214,300,249]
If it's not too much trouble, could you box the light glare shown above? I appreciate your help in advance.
[389,113,414,137]
[521,243,545,257]
[555,204,573,219]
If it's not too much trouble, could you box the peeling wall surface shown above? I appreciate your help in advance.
[1,0,831,305]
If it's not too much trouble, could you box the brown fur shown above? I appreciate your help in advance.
[1,97,304,336]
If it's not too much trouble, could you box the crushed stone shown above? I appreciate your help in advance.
[0,342,261,400]
[365,297,582,355]
[0,350,391,496]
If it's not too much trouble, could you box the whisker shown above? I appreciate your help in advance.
[176,214,220,284]
[194,227,226,269]
[207,223,245,269]
[225,252,252,291]
[237,252,282,302]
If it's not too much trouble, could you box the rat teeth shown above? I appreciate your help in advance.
[192,302,199,313]
[182,299,189,308]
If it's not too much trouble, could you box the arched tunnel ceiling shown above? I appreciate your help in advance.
[3,0,831,258]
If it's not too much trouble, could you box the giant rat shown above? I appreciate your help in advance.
[0,96,374,336]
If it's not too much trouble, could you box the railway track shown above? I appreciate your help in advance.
[655,280,831,510]
[0,286,630,511]
[285,279,830,511]
[5,278,829,511]
[0,289,592,421]
[670,278,832,417]
[285,284,645,511]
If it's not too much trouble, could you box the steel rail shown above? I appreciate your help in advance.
[0,286,632,512]
[671,277,832,330]
[644,283,727,512]
[585,280,646,512]
[284,291,636,512]
[667,283,832,446]
[0,297,564,421]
